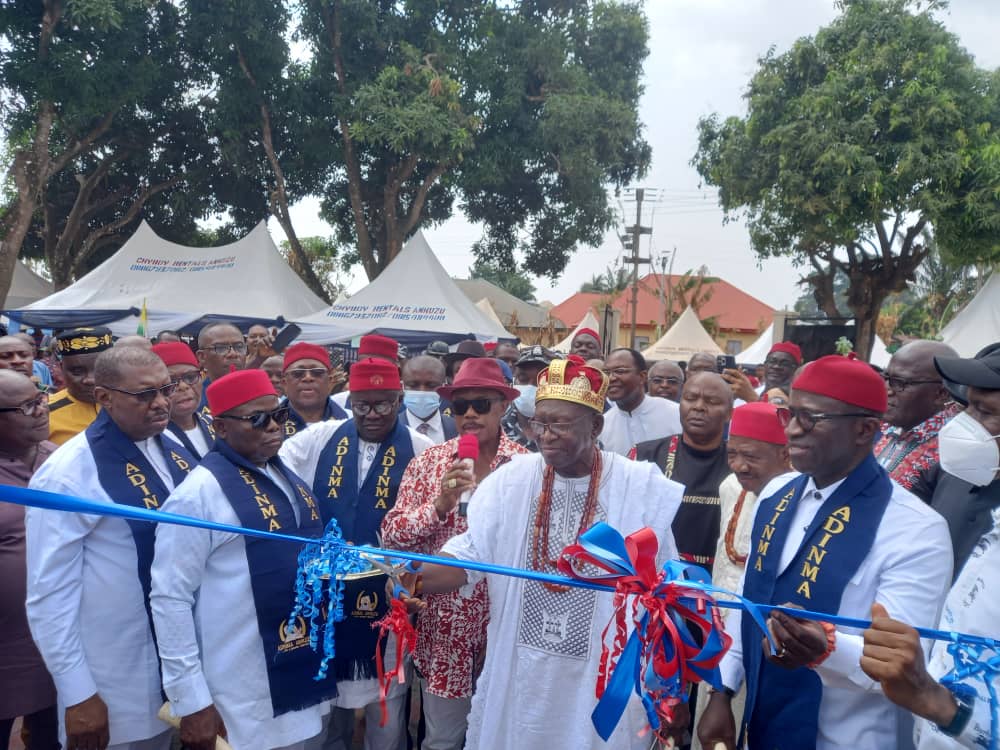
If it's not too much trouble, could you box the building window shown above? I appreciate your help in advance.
[635,336,650,350]
[726,340,742,354]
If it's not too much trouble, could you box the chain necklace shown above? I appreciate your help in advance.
[530,448,603,593]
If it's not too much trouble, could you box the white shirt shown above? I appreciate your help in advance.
[719,472,954,750]
[404,409,446,445]
[442,452,683,750]
[26,430,186,745]
[150,463,324,750]
[277,418,432,709]
[916,507,1000,750]
[599,394,681,455]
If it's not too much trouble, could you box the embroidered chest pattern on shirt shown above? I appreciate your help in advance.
[517,479,606,659]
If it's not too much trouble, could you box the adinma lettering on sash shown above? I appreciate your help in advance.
[200,439,337,715]
[282,398,348,438]
[166,412,215,458]
[86,411,195,647]
[313,418,415,681]
[740,454,892,750]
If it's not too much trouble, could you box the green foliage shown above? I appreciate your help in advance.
[279,236,348,302]
[469,259,537,303]
[580,266,631,294]
[693,0,1000,357]
[794,269,850,316]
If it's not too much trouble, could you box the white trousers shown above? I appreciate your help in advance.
[108,729,173,750]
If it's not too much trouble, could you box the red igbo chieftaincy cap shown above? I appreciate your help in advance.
[206,369,277,416]
[769,341,802,364]
[282,342,331,371]
[358,334,399,361]
[574,327,602,345]
[483,342,498,353]
[152,342,199,369]
[792,354,888,413]
[730,401,787,445]
[349,357,402,392]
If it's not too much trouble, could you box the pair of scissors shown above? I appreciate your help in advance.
[362,552,420,599]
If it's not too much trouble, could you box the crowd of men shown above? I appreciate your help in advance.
[0,319,997,750]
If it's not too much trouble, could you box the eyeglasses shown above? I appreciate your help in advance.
[882,374,940,392]
[604,367,638,378]
[649,376,682,386]
[351,400,398,416]
[451,397,504,416]
[527,416,587,438]
[776,406,874,432]
[170,371,202,387]
[285,367,329,380]
[201,342,248,356]
[764,357,796,368]
[101,382,178,404]
[0,393,49,416]
[216,406,290,429]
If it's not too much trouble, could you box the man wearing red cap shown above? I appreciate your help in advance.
[699,355,953,750]
[570,327,603,360]
[27,347,196,750]
[279,357,432,750]
[153,342,215,458]
[382,359,529,750]
[150,369,335,750]
[396,356,684,750]
[692,401,794,750]
[330,334,401,411]
[723,341,803,404]
[279,343,348,438]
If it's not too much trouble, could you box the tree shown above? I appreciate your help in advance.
[279,237,349,302]
[793,270,850,317]
[469,259,536,302]
[298,0,650,281]
[580,266,631,294]
[0,0,214,290]
[693,0,1000,360]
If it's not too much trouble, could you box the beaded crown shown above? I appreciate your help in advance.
[536,358,608,412]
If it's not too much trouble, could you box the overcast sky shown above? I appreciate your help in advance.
[280,0,1000,311]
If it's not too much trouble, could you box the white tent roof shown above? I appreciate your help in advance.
[941,273,1000,357]
[475,297,506,330]
[15,221,327,333]
[294,231,513,345]
[553,309,601,353]
[3,261,54,309]
[736,321,892,367]
[643,306,723,361]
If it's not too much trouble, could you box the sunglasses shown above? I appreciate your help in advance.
[216,406,290,429]
[202,342,248,356]
[101,382,178,404]
[285,367,329,380]
[451,397,504,416]
[351,400,398,416]
[171,371,202,387]
[0,393,49,416]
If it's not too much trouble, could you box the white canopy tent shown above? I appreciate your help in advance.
[8,221,327,335]
[475,297,507,330]
[294,231,513,347]
[3,261,54,310]
[643,306,723,362]
[736,322,891,368]
[553,309,601,353]
[941,274,1000,357]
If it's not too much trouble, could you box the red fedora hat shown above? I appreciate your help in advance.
[437,357,519,401]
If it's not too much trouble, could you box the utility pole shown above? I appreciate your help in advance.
[623,188,652,349]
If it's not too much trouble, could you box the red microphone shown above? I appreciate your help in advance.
[456,434,479,517]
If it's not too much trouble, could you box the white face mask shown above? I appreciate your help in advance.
[938,411,1000,487]
[513,384,537,418]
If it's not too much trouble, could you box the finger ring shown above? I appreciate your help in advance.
[447,478,457,489]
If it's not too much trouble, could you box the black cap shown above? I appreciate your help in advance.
[516,345,558,367]
[934,342,1000,392]
[424,341,449,357]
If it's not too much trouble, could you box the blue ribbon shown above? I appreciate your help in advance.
[7,483,1000,739]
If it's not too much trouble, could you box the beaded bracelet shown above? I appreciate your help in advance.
[807,621,837,667]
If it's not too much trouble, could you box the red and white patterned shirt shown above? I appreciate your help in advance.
[381,433,528,699]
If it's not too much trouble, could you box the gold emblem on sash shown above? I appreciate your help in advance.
[278,616,310,652]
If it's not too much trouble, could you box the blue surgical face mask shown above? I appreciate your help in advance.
[514,384,537,418]
[404,390,441,420]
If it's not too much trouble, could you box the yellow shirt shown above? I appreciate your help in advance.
[47,389,99,445]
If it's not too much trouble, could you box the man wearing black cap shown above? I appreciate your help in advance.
[444,340,486,384]
[47,326,113,444]
[502,345,557,450]
[929,345,1000,577]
